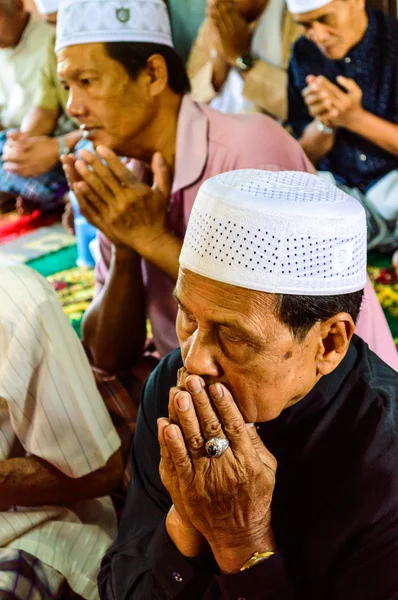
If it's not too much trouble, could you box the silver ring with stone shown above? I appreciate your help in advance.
[205,437,230,458]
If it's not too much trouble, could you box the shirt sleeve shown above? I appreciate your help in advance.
[33,33,60,112]
[287,50,312,139]
[0,266,120,478]
[243,60,288,121]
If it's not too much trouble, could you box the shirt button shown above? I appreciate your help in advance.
[172,572,183,583]
[359,153,367,161]
[344,56,351,63]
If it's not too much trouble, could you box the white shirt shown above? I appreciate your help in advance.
[210,0,286,115]
[0,16,53,128]
[0,265,121,599]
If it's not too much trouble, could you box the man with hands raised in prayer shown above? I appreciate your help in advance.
[98,170,398,600]
[55,0,315,384]
[287,0,398,251]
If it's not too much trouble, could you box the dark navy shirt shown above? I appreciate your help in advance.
[288,11,398,190]
[98,336,398,599]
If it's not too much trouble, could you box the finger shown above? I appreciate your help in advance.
[336,75,356,93]
[75,160,112,204]
[72,183,103,225]
[96,145,139,187]
[172,390,207,459]
[184,375,226,441]
[317,76,346,102]
[168,386,181,424]
[78,149,122,196]
[158,417,174,462]
[151,152,172,199]
[303,91,331,107]
[164,423,194,481]
[245,424,277,472]
[209,383,253,454]
[308,101,334,118]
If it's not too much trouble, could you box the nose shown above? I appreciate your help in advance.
[66,87,88,121]
[182,329,222,379]
[307,22,329,45]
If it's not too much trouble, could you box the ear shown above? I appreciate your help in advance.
[144,54,169,97]
[315,313,355,376]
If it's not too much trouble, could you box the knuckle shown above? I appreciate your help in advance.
[185,432,204,452]
[225,418,245,437]
[203,418,223,438]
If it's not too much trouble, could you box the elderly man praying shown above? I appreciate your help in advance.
[99,170,398,600]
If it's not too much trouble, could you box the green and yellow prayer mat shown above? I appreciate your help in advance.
[367,252,398,349]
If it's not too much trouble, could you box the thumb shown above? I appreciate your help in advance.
[152,152,172,199]
[336,76,356,93]
[246,423,278,473]
[246,423,277,472]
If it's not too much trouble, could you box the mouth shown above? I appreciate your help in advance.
[79,124,102,140]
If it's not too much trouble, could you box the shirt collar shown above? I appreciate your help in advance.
[344,10,377,61]
[172,95,209,195]
[257,335,360,444]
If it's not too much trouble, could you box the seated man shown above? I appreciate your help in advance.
[287,0,398,251]
[99,170,398,600]
[0,0,84,213]
[188,0,303,121]
[56,0,317,414]
[0,0,53,131]
[0,265,122,599]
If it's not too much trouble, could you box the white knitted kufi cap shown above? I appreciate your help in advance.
[179,170,367,296]
[55,0,173,53]
[286,0,333,14]
[35,0,60,13]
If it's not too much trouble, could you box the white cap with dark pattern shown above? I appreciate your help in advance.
[55,0,173,53]
[179,170,367,296]
[35,0,60,13]
[286,0,332,14]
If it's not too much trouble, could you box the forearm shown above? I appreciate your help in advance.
[345,109,398,156]
[20,106,60,136]
[82,246,147,373]
[0,450,122,510]
[139,232,182,282]
[299,120,336,163]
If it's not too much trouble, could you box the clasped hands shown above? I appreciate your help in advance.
[206,0,251,65]
[302,74,364,129]
[61,146,172,254]
[3,131,60,177]
[159,368,277,573]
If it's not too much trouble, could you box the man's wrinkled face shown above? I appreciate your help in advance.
[57,43,156,156]
[293,0,367,60]
[175,269,322,424]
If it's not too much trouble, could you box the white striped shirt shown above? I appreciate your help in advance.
[0,265,121,599]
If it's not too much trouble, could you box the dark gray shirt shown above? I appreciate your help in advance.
[99,335,398,599]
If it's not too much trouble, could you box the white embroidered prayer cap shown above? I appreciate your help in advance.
[286,0,333,14]
[55,0,173,53]
[179,170,367,296]
[35,0,60,14]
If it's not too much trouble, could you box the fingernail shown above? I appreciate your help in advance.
[166,425,179,440]
[187,377,203,395]
[176,392,190,412]
[211,383,224,399]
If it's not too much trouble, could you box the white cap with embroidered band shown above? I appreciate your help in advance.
[55,0,173,53]
[179,170,367,296]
